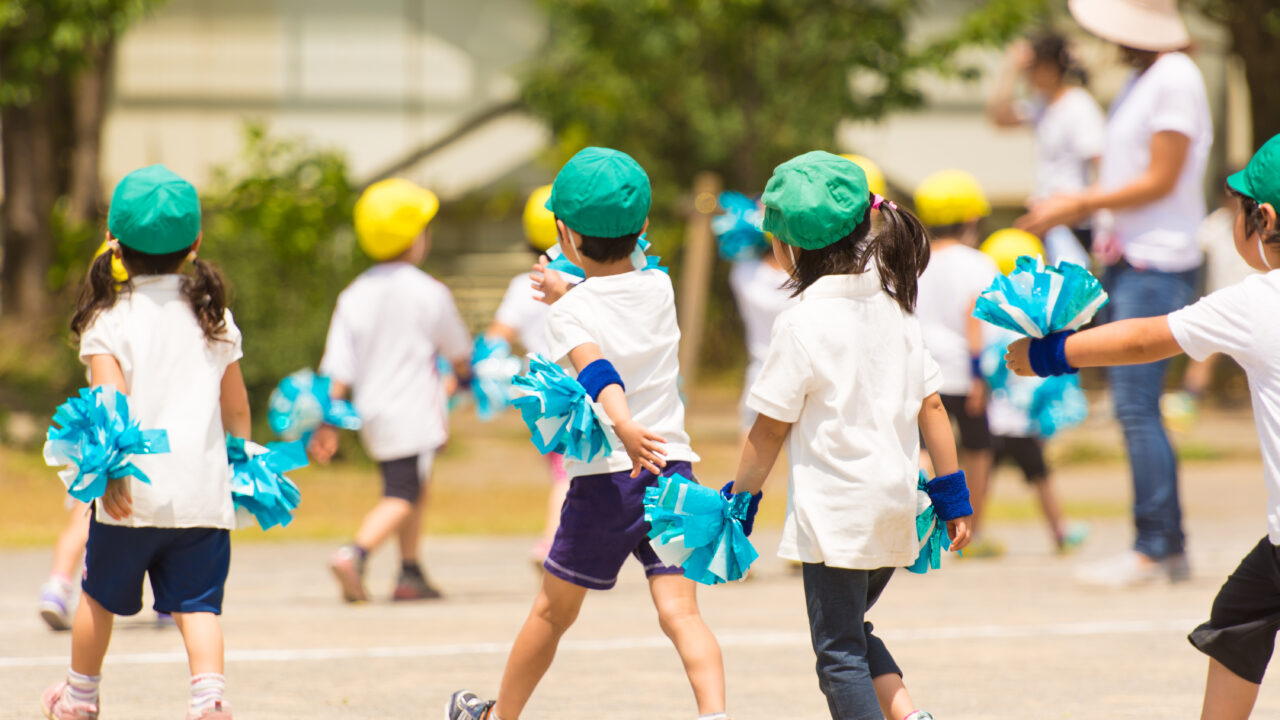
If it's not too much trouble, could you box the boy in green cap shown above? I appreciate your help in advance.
[447,147,729,720]
[1006,134,1280,720]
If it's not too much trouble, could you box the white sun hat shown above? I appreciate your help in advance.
[1068,0,1190,52]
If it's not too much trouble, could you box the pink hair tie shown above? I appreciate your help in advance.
[871,193,897,211]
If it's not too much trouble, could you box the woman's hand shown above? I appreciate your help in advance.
[947,516,973,552]
[614,419,667,478]
[532,256,571,306]
[1016,194,1089,237]
[101,478,133,520]
[1005,338,1035,377]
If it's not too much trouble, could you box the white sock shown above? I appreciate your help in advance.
[698,713,730,720]
[189,673,226,714]
[65,668,100,706]
[47,574,74,595]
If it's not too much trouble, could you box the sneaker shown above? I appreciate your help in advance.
[958,535,1005,559]
[904,713,935,720]
[1076,551,1168,588]
[329,545,369,603]
[1162,553,1192,583]
[40,681,98,720]
[1161,391,1199,433]
[39,582,74,632]
[393,565,442,601]
[445,690,495,720]
[185,701,233,720]
[1055,522,1091,555]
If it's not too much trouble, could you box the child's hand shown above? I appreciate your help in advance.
[101,477,133,520]
[531,256,571,306]
[615,419,666,478]
[308,425,340,464]
[947,515,972,552]
[1005,338,1034,376]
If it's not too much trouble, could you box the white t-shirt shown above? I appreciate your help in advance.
[1027,87,1106,201]
[729,259,796,428]
[1098,52,1212,273]
[748,271,944,570]
[1168,272,1280,544]
[544,269,698,478]
[320,263,470,461]
[495,272,549,356]
[79,275,242,529]
[916,244,999,395]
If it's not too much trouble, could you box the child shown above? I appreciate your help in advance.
[41,164,246,720]
[1006,134,1280,719]
[913,169,1001,556]
[446,147,727,720]
[310,178,471,603]
[485,185,570,565]
[728,151,972,720]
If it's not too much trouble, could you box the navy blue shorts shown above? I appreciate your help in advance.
[82,513,231,616]
[543,461,689,590]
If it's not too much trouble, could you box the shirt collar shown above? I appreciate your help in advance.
[799,268,882,300]
[129,274,185,297]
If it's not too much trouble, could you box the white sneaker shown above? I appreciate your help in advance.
[39,580,74,631]
[1075,551,1189,588]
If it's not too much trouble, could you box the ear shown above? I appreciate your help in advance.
[1260,203,1277,235]
[189,233,203,257]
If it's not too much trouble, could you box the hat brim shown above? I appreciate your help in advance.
[1068,0,1190,52]
[1226,168,1253,199]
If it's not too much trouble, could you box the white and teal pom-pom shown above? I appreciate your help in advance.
[510,355,611,461]
[44,386,170,503]
[712,191,767,262]
[980,338,1088,439]
[227,436,307,530]
[643,474,759,585]
[471,336,522,421]
[974,256,1108,338]
[267,369,361,442]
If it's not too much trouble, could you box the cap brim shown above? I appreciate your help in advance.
[1068,0,1190,51]
[1226,168,1253,199]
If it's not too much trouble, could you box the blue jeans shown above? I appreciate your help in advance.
[1104,262,1199,559]
[802,564,901,720]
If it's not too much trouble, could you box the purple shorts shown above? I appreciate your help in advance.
[543,461,690,590]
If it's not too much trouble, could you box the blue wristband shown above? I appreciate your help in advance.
[578,359,625,401]
[720,481,762,537]
[925,471,973,521]
[970,355,983,379]
[1027,331,1078,378]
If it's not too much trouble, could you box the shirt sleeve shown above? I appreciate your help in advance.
[922,348,944,397]
[217,309,245,367]
[433,287,472,365]
[1148,59,1203,138]
[746,320,812,424]
[318,303,357,385]
[544,299,596,363]
[78,311,117,363]
[1167,282,1255,364]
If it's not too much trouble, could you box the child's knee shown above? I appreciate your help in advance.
[655,600,702,636]
[532,596,580,634]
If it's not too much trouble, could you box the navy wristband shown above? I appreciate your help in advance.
[1027,331,1078,378]
[970,355,983,380]
[578,359,624,401]
[925,471,973,521]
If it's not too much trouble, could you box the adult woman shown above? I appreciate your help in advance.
[988,33,1105,267]
[1018,0,1212,588]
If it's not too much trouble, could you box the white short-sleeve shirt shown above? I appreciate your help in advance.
[495,272,549,357]
[320,263,470,461]
[544,269,698,478]
[916,244,999,395]
[78,275,242,529]
[729,259,796,428]
[748,271,943,570]
[1169,272,1280,544]
[1029,87,1106,201]
[1099,52,1212,273]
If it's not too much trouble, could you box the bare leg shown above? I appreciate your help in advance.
[648,574,726,715]
[69,594,114,677]
[494,573,588,720]
[874,673,916,720]
[52,504,91,580]
[398,496,426,564]
[171,612,224,675]
[1200,658,1259,720]
[1032,475,1068,543]
[353,498,413,552]
[962,449,994,533]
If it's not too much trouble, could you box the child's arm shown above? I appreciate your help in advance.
[1006,316,1181,376]
[566,342,666,478]
[729,414,790,496]
[87,354,133,520]
[220,361,251,439]
[919,392,972,551]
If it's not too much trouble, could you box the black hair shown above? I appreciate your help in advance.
[783,199,931,313]
[71,241,231,344]
[572,229,641,263]
[1119,46,1161,70]
[1228,187,1280,246]
[924,222,968,239]
[1031,33,1088,86]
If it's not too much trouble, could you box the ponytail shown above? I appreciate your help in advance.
[871,201,931,313]
[70,250,123,342]
[182,258,230,343]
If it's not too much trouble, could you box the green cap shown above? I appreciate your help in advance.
[762,151,870,250]
[1229,134,1280,209]
[545,147,650,237]
[107,164,201,255]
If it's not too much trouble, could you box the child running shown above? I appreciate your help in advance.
[1006,134,1280,720]
[446,147,727,720]
[41,165,246,720]
[728,151,972,720]
[311,178,471,603]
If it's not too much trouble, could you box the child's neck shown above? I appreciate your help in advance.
[580,255,635,279]
[931,235,964,250]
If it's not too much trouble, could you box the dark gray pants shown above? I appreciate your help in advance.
[803,563,902,720]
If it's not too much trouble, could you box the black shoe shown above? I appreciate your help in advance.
[393,564,442,601]
[445,690,495,720]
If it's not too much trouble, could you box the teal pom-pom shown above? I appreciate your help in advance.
[643,473,759,585]
[510,354,611,461]
[43,386,169,502]
[268,369,361,442]
[472,336,522,421]
[907,472,951,575]
[227,436,307,530]
[974,256,1108,338]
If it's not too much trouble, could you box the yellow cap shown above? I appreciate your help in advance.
[523,185,558,251]
[981,228,1045,275]
[839,154,887,197]
[913,169,991,227]
[93,240,129,283]
[354,179,440,261]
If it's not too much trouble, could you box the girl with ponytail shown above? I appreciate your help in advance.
[726,151,970,720]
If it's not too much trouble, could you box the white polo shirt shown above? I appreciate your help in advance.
[916,244,998,395]
[544,269,698,478]
[748,270,944,570]
[320,263,471,461]
[495,272,549,357]
[1168,272,1280,544]
[79,275,242,529]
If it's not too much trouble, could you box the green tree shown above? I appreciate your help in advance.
[0,0,166,321]
[1192,0,1280,146]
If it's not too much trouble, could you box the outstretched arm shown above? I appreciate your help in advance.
[567,342,666,477]
[730,414,791,496]
[1006,316,1181,376]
